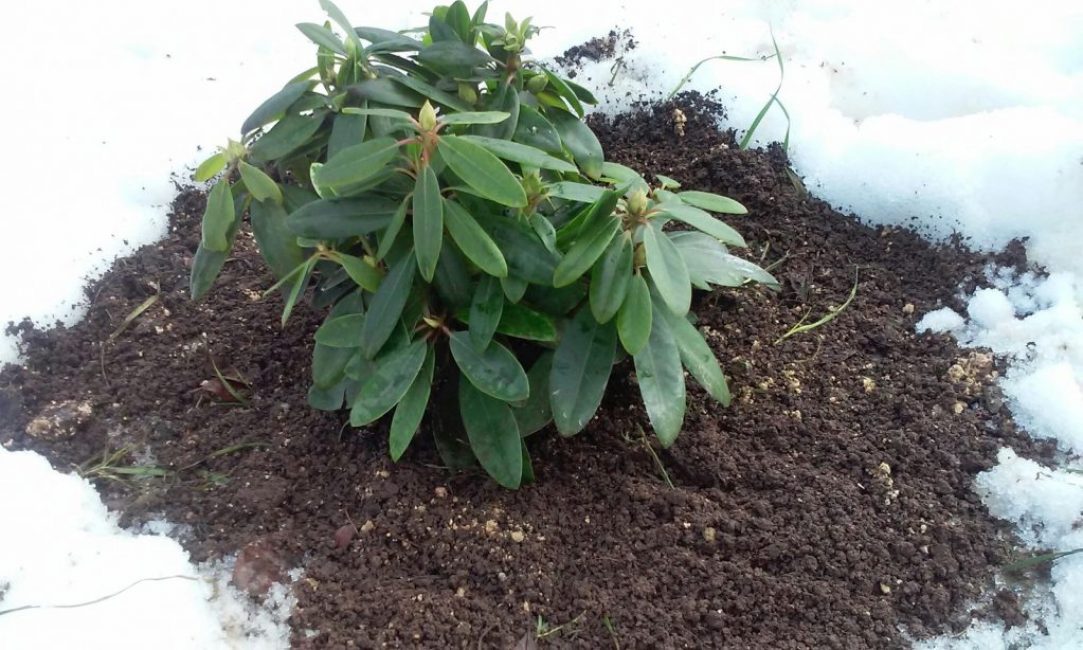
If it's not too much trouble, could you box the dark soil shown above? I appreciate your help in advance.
[554,29,637,78]
[0,94,1055,649]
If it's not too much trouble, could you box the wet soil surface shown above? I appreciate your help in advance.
[0,95,1054,649]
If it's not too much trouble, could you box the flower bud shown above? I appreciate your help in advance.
[419,101,438,131]
[627,189,649,216]
[457,82,478,106]
[526,74,548,94]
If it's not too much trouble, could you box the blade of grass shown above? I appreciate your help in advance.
[667,54,773,101]
[775,268,859,344]
[109,294,160,340]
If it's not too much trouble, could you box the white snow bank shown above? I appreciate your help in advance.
[0,446,294,648]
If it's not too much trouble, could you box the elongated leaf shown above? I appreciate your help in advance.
[249,112,325,162]
[308,382,346,411]
[350,339,428,426]
[449,332,529,402]
[315,313,366,347]
[413,165,443,281]
[469,276,503,350]
[437,135,526,207]
[677,190,747,215]
[548,109,603,179]
[296,22,346,54]
[618,273,652,355]
[668,231,778,289]
[334,252,382,292]
[555,189,620,251]
[281,257,316,326]
[513,352,554,436]
[600,162,649,194]
[287,197,398,239]
[319,0,363,51]
[313,344,355,388]
[459,379,522,489]
[389,345,434,460]
[360,254,416,359]
[590,231,633,323]
[250,200,305,280]
[564,78,599,105]
[514,104,562,154]
[432,241,474,310]
[238,161,282,204]
[660,307,731,407]
[377,197,409,260]
[341,106,413,120]
[389,75,473,112]
[200,181,235,252]
[194,153,226,182]
[347,78,424,108]
[553,215,619,287]
[547,181,606,204]
[459,135,576,173]
[541,69,584,117]
[355,26,422,52]
[501,275,528,303]
[417,40,493,75]
[328,111,367,159]
[550,308,616,436]
[443,200,507,277]
[472,211,558,284]
[656,202,746,247]
[496,303,557,342]
[643,223,691,315]
[241,80,314,135]
[634,303,686,447]
[440,111,510,125]
[313,136,399,193]
[190,245,228,300]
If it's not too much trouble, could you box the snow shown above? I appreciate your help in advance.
[2,0,1083,647]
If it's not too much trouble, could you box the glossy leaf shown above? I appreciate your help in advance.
[327,111,368,160]
[600,162,649,194]
[449,332,529,402]
[541,69,584,117]
[296,22,346,55]
[308,382,346,411]
[389,75,473,112]
[347,78,424,108]
[360,253,416,359]
[660,307,732,407]
[389,345,435,461]
[459,379,522,489]
[200,181,235,252]
[633,303,686,447]
[250,200,305,280]
[617,273,652,355]
[501,275,528,303]
[437,135,526,207]
[668,231,778,289]
[547,181,606,204]
[377,197,409,261]
[318,0,363,51]
[548,109,603,179]
[241,80,314,135]
[656,201,747,247]
[355,26,422,52]
[443,200,508,277]
[589,231,633,323]
[238,161,282,204]
[280,257,316,326]
[190,245,228,300]
[314,313,366,347]
[440,111,510,125]
[413,165,443,281]
[643,222,691,315]
[459,135,577,173]
[514,104,563,154]
[313,136,399,194]
[349,339,428,426]
[472,211,558,284]
[194,152,226,182]
[677,190,748,215]
[249,112,324,162]
[312,344,355,388]
[432,241,474,310]
[553,214,619,288]
[334,252,382,292]
[341,106,413,121]
[417,40,493,75]
[286,197,398,239]
[495,303,557,342]
[549,308,617,436]
[469,275,503,350]
[513,352,554,436]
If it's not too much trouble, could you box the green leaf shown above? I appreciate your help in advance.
[241,80,314,135]
[514,104,563,154]
[389,75,473,112]
[520,441,535,484]
[513,352,553,436]
[548,109,603,179]
[194,152,226,182]
[389,345,435,461]
[459,378,522,488]
[296,22,346,54]
[541,69,584,117]
[550,308,617,436]
[347,78,424,108]
[496,303,557,342]
[413,165,443,281]
[643,222,691,315]
[200,181,235,252]
[656,201,747,247]
[350,339,428,426]
[659,307,731,407]
[333,252,382,292]
[564,78,599,105]
[676,190,748,215]
[250,200,305,280]
[280,257,316,326]
[417,40,494,75]
[600,162,649,194]
[553,215,619,288]
[355,26,422,52]
[656,174,681,189]
[443,200,507,277]
[547,181,606,204]
[472,211,558,284]
[312,136,399,194]
[318,0,363,51]
[449,332,529,402]
[249,112,325,162]
[238,161,282,204]
[377,197,409,261]
[286,197,398,239]
[440,111,510,125]
[459,135,577,173]
[590,231,633,323]
[340,106,413,121]
[469,276,503,350]
[555,188,620,252]
[314,313,366,347]
[432,241,474,310]
[360,253,416,359]
[617,273,652,355]
[328,111,368,160]
[308,382,346,411]
[437,135,526,207]
[190,244,228,300]
[634,303,686,447]
[313,343,355,388]
[668,231,778,289]
[501,275,528,303]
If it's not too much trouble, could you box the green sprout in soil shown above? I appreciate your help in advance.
[775,268,860,344]
[190,0,777,488]
[1005,547,1083,573]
